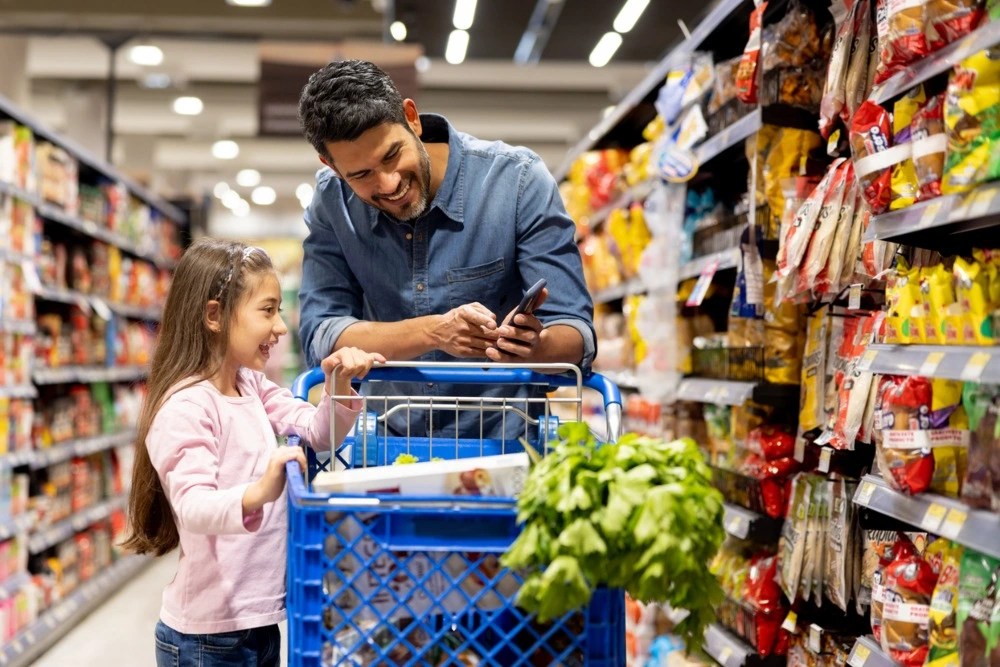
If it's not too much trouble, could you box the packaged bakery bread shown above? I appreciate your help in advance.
[845,0,878,123]
[875,374,936,494]
[911,93,947,201]
[891,86,926,210]
[942,47,1000,195]
[851,101,896,214]
[797,163,852,297]
[880,538,938,665]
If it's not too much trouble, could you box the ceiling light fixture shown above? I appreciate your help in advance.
[295,183,314,202]
[128,44,164,67]
[213,182,231,199]
[445,30,469,65]
[415,56,432,73]
[142,73,172,89]
[236,169,261,187]
[221,190,243,209]
[589,32,623,68]
[212,140,240,160]
[226,0,272,6]
[612,0,650,34]
[172,96,204,116]
[251,186,277,206]
[390,20,408,41]
[233,200,251,217]
[452,0,477,30]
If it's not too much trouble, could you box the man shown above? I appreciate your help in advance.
[297,59,594,441]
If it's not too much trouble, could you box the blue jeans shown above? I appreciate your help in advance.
[154,620,280,667]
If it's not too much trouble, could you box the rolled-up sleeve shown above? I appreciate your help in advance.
[299,173,364,367]
[514,156,597,370]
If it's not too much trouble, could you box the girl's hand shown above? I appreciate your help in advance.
[322,348,386,398]
[242,446,307,516]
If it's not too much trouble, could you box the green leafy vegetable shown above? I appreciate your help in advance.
[502,422,725,650]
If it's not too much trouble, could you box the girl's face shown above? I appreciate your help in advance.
[226,271,288,373]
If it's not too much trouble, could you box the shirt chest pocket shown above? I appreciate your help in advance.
[445,258,506,312]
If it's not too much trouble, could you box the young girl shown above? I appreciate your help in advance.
[123,238,384,667]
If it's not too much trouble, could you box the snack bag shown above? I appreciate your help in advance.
[797,163,852,297]
[961,383,999,510]
[737,1,769,104]
[822,0,863,136]
[942,47,1000,195]
[954,257,993,345]
[912,93,947,201]
[780,474,811,600]
[777,159,848,286]
[875,375,935,494]
[851,101,896,214]
[872,534,919,642]
[832,315,879,450]
[956,550,1000,667]
[927,541,965,667]
[924,262,962,345]
[881,541,938,665]
[891,86,926,210]
[845,0,879,122]
[926,0,984,51]
[800,306,830,435]
[875,0,930,84]
[819,179,860,295]
[886,258,924,344]
[929,378,971,498]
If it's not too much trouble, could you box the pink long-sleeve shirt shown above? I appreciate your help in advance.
[146,368,358,634]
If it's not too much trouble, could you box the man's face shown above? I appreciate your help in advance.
[324,122,432,222]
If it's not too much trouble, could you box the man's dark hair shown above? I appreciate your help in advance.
[298,59,407,158]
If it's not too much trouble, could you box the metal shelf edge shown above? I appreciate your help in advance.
[676,377,756,406]
[861,343,1000,384]
[847,635,899,667]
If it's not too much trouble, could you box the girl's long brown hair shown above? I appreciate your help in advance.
[122,238,274,556]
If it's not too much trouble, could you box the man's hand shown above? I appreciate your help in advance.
[428,302,500,358]
[486,288,548,362]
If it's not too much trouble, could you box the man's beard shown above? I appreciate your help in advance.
[375,140,432,222]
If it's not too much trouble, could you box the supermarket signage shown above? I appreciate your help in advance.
[685,259,720,307]
[257,41,421,137]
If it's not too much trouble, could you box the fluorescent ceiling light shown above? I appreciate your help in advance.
[445,30,469,65]
[129,45,163,67]
[221,190,242,209]
[452,0,477,30]
[172,96,203,116]
[589,32,623,68]
[213,182,231,198]
[233,200,251,217]
[142,73,172,89]
[212,140,240,160]
[613,0,650,34]
[390,21,408,41]
[296,183,314,202]
[226,0,271,6]
[415,56,431,73]
[251,186,277,206]
[236,169,261,187]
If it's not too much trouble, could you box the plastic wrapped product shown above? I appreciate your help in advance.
[928,540,965,667]
[890,86,926,210]
[737,1,769,104]
[875,375,936,494]
[799,306,830,436]
[911,93,947,201]
[881,539,939,665]
[929,378,971,498]
[820,178,860,295]
[874,0,930,84]
[822,0,862,136]
[825,477,851,611]
[708,55,744,114]
[926,0,984,51]
[961,383,999,510]
[954,257,994,345]
[780,474,810,600]
[797,162,852,297]
[942,47,1000,195]
[957,550,1000,667]
[844,0,878,123]
[851,101,901,214]
[872,534,919,643]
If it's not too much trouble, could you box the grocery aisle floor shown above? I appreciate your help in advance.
[34,554,290,666]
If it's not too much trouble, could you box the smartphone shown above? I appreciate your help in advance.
[511,278,547,319]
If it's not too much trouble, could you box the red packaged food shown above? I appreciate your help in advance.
[874,0,931,84]
[851,101,896,214]
[910,93,946,201]
[744,555,789,657]
[872,533,918,642]
[876,375,936,494]
[881,544,938,665]
[926,0,983,51]
[737,1,769,104]
[748,455,801,518]
[747,425,797,461]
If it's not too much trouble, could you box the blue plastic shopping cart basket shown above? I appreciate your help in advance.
[285,362,625,667]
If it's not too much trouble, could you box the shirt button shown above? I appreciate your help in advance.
[416,283,425,291]
[405,233,413,240]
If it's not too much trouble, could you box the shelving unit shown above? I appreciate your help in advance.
[859,343,1000,384]
[846,636,898,667]
[592,277,647,305]
[679,247,742,281]
[0,92,180,658]
[853,474,1000,559]
[722,502,783,541]
[864,181,1000,248]
[696,110,763,167]
[703,622,783,667]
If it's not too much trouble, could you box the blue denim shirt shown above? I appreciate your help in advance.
[299,114,595,441]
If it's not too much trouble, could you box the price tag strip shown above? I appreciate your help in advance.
[961,352,992,382]
[685,259,720,307]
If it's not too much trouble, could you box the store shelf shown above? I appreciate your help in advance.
[0,572,30,600]
[35,200,176,270]
[847,636,899,667]
[0,385,37,399]
[870,20,1000,104]
[723,502,783,541]
[0,515,32,541]
[22,430,135,470]
[0,93,184,223]
[858,343,1000,383]
[33,365,149,385]
[34,285,162,321]
[28,496,126,554]
[679,247,742,281]
[864,181,1000,247]
[696,110,762,167]
[0,181,39,205]
[677,378,755,405]
[0,555,149,667]
[593,278,647,304]
[0,247,35,265]
[0,319,36,336]
[703,622,780,667]
[853,474,1000,559]
[553,0,748,180]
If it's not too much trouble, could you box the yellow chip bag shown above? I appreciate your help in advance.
[942,47,1000,194]
[925,263,962,345]
[891,87,925,210]
[930,379,970,498]
[954,257,993,344]
[886,259,922,343]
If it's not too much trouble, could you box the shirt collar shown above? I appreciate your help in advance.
[370,113,465,229]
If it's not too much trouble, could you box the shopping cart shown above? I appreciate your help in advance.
[285,361,625,667]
